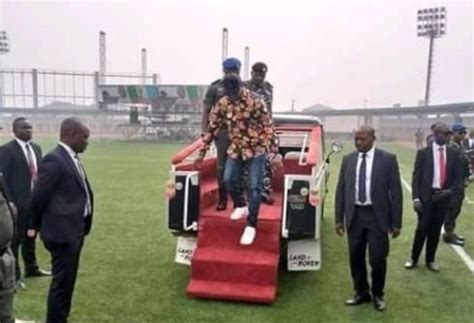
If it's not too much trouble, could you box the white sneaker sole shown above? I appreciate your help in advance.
[230,207,249,221]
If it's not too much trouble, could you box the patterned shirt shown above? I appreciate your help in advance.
[199,88,278,160]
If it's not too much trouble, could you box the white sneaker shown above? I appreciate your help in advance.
[240,226,257,245]
[230,206,249,221]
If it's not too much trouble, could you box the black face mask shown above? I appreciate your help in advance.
[223,74,241,98]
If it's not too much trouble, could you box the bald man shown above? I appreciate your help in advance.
[27,118,93,323]
[335,126,403,312]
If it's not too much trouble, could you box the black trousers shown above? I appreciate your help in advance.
[215,131,231,203]
[444,192,464,233]
[411,198,449,263]
[11,208,39,280]
[347,206,389,297]
[44,238,84,323]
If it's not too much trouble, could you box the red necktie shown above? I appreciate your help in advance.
[439,146,446,188]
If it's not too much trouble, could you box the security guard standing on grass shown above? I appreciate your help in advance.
[0,173,16,323]
[443,124,470,246]
[0,173,33,323]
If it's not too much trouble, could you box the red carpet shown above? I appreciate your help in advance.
[186,194,282,304]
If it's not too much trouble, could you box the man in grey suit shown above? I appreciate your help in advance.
[335,126,403,312]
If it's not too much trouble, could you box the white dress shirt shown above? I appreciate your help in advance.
[59,142,91,217]
[15,137,38,173]
[432,142,447,189]
[355,146,375,205]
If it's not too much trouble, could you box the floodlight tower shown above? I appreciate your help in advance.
[222,28,228,61]
[141,48,147,85]
[0,30,10,108]
[417,7,447,106]
[244,46,250,81]
[99,31,106,84]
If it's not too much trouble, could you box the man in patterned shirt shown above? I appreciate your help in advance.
[195,73,280,245]
[201,58,241,211]
[244,62,275,204]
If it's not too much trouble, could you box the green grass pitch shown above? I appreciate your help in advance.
[13,139,474,323]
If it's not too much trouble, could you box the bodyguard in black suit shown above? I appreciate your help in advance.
[335,126,403,312]
[0,117,50,289]
[27,118,93,323]
[405,123,461,272]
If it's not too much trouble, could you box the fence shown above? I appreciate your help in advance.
[0,68,160,108]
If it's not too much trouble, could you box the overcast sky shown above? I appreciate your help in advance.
[0,0,472,111]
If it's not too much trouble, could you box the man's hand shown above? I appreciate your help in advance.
[27,229,37,238]
[431,189,453,202]
[443,189,453,196]
[390,228,401,239]
[335,223,345,236]
[194,155,204,170]
[270,154,283,173]
[413,200,423,213]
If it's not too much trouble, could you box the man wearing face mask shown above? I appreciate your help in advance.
[406,123,461,272]
[244,62,275,204]
[201,58,242,211]
[0,117,50,291]
[335,126,402,312]
[195,73,280,246]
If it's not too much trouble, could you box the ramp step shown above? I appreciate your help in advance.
[187,279,277,304]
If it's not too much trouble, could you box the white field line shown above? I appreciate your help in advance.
[400,176,474,273]
[465,197,474,205]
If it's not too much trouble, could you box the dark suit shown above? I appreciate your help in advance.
[0,139,42,279]
[336,148,402,296]
[28,145,93,323]
[410,145,461,263]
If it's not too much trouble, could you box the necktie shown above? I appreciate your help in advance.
[25,143,37,187]
[358,153,367,203]
[439,147,446,188]
[75,156,92,216]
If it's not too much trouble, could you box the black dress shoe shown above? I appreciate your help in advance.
[345,293,372,306]
[446,238,465,247]
[25,268,52,277]
[216,200,227,211]
[426,262,440,272]
[373,295,386,312]
[455,233,465,241]
[444,234,465,246]
[404,259,417,269]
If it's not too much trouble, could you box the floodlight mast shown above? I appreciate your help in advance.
[417,7,447,106]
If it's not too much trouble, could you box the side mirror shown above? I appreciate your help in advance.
[325,141,343,164]
[331,141,343,154]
